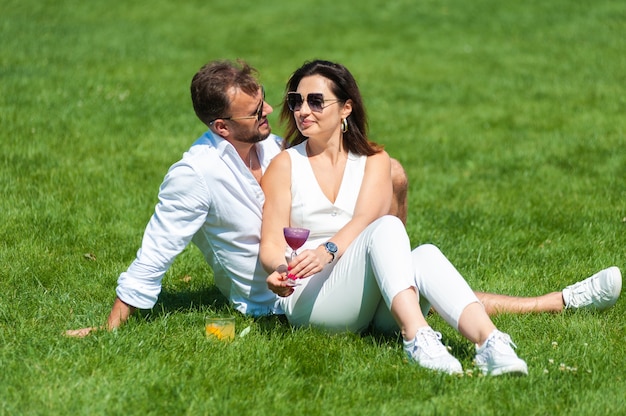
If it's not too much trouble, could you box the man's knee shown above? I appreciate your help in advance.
[390,158,408,194]
[389,158,408,224]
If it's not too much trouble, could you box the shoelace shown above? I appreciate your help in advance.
[486,331,517,350]
[568,278,594,304]
[415,328,447,354]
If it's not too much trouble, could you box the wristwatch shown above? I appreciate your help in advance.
[323,242,338,263]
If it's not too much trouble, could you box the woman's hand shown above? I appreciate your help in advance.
[267,265,295,297]
[287,247,328,280]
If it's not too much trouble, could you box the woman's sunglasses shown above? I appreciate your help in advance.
[287,92,342,113]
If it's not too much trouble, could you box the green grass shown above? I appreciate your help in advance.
[2,0,626,414]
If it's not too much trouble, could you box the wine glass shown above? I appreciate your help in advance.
[283,227,310,286]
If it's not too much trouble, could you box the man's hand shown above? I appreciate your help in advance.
[64,297,135,338]
[64,326,102,338]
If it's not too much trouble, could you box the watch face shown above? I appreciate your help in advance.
[326,242,338,253]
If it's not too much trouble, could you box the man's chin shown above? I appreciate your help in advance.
[257,126,272,141]
[238,124,272,144]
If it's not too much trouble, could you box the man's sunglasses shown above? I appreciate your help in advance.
[287,92,342,113]
[210,86,265,124]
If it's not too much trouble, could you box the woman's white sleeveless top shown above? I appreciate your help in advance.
[286,140,366,251]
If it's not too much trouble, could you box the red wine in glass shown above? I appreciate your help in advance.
[283,227,310,286]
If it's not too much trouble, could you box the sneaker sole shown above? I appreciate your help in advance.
[411,360,464,375]
[488,363,529,377]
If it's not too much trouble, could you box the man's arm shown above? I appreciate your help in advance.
[65,160,211,338]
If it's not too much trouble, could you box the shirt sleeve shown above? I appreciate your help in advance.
[116,161,210,309]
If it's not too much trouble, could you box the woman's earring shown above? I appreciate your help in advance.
[341,118,348,133]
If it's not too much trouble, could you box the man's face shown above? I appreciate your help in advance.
[223,86,273,144]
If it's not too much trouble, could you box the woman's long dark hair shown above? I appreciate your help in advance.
[280,60,382,156]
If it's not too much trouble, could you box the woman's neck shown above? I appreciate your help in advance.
[305,134,345,165]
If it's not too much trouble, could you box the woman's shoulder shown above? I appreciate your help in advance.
[362,149,390,171]
[285,140,307,154]
[266,148,293,173]
[363,148,390,162]
[282,141,308,161]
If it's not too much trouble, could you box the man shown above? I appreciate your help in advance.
[66,60,621,337]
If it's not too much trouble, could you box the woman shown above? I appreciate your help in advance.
[259,60,527,376]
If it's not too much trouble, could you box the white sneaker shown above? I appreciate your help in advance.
[404,327,463,375]
[475,330,528,376]
[563,266,622,311]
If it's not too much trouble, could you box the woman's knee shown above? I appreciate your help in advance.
[374,214,404,230]
[412,243,443,259]
[370,215,407,242]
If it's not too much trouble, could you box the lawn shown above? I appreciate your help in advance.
[1,0,625,414]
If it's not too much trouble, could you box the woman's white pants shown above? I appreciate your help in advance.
[279,216,479,334]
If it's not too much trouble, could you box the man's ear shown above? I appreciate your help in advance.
[210,120,230,137]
